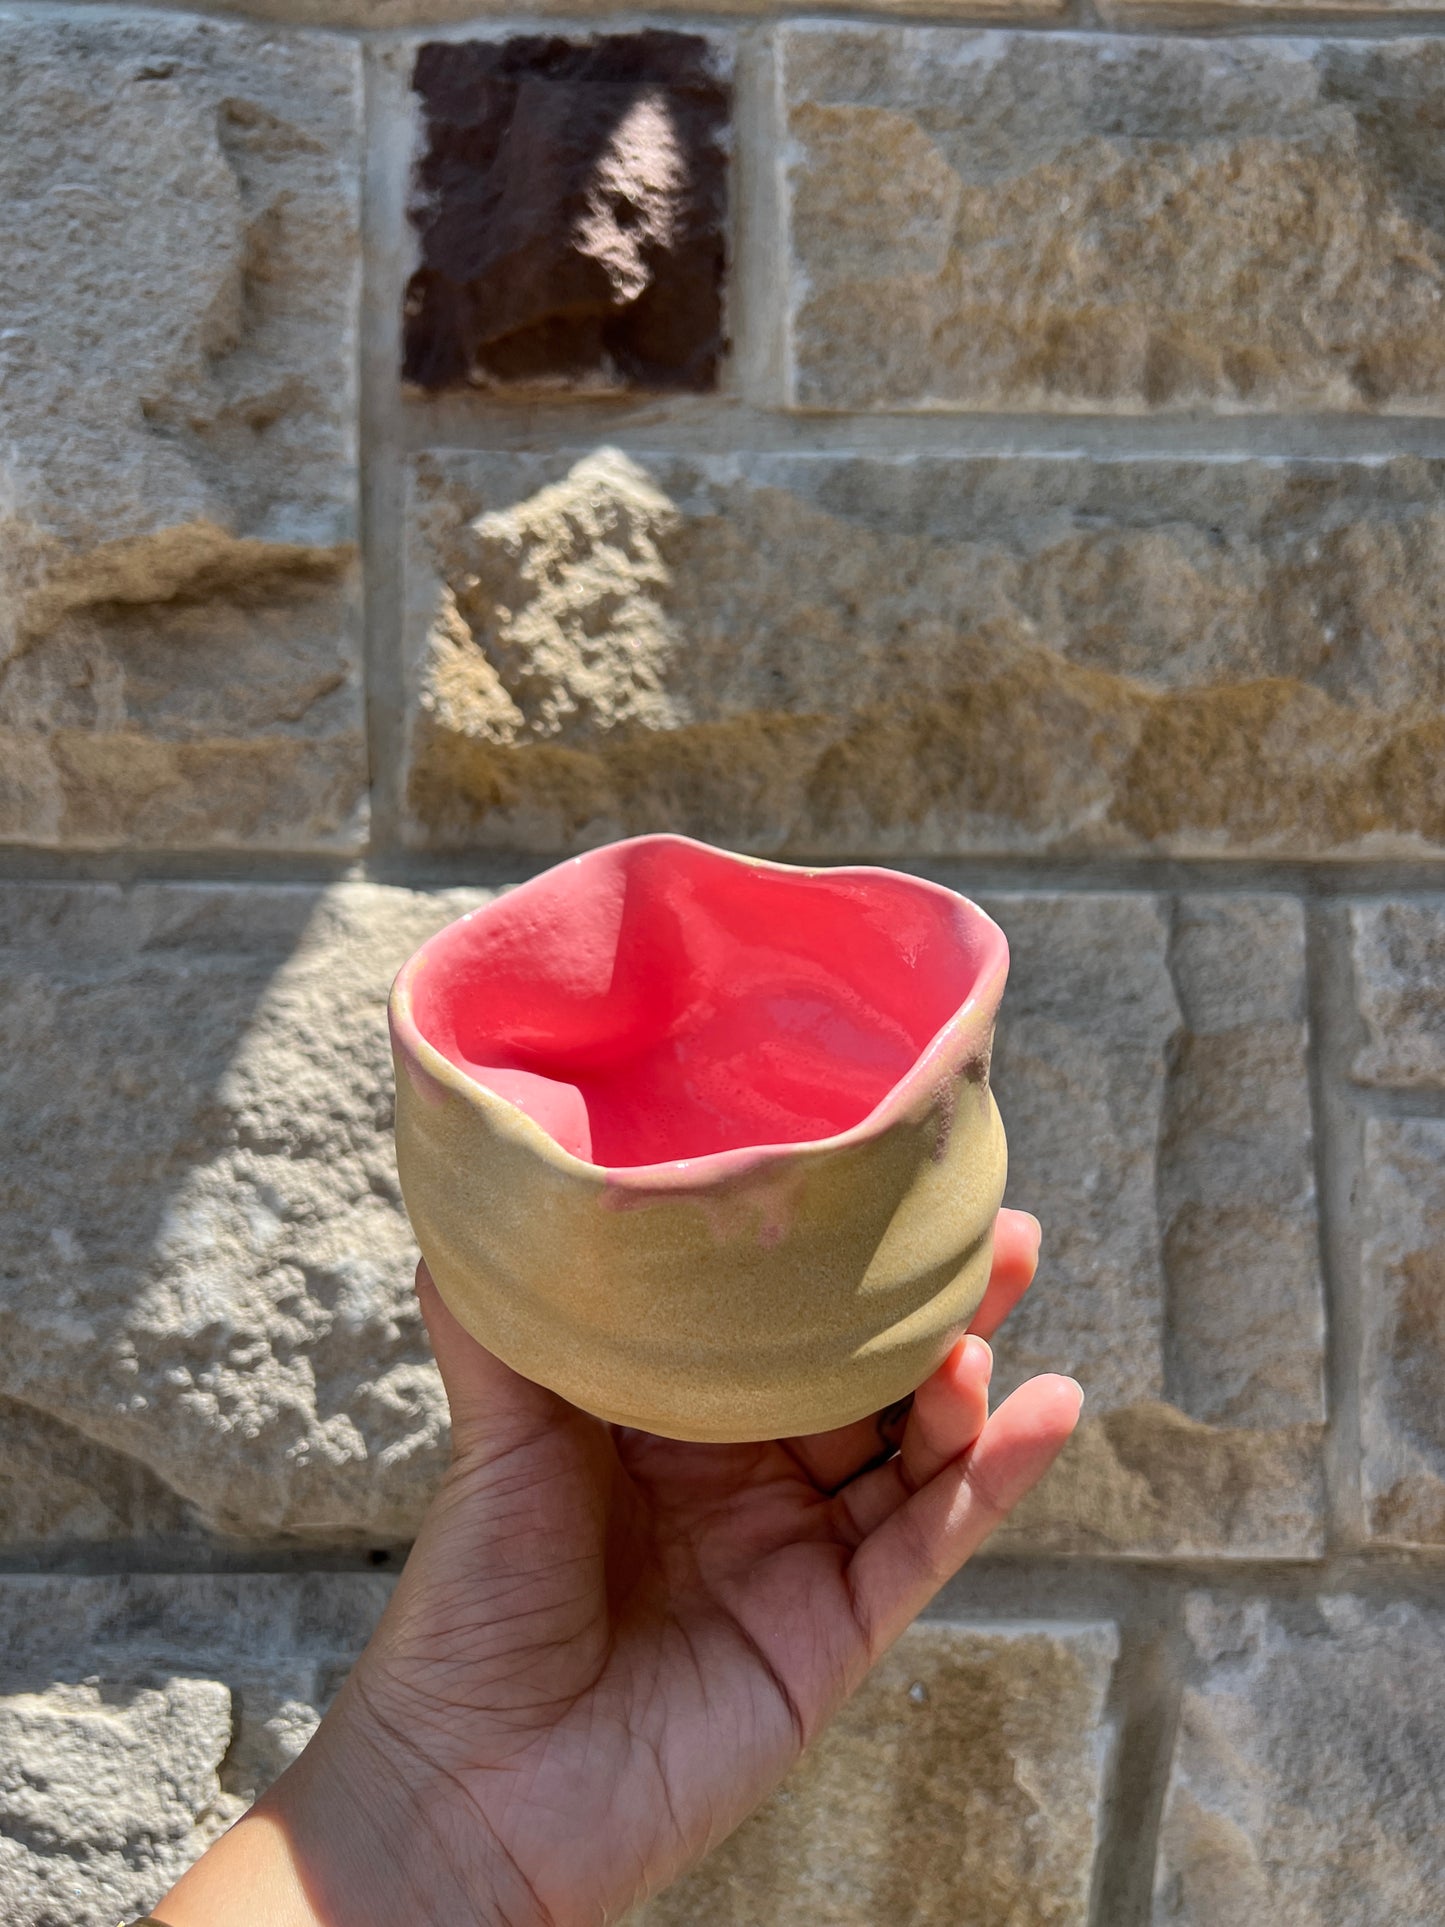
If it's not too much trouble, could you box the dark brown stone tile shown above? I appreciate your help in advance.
[404,33,728,394]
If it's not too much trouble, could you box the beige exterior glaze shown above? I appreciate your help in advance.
[390,846,1008,1441]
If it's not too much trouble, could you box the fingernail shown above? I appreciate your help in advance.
[1022,1212,1042,1252]
[1065,1376,1085,1411]
[966,1334,994,1377]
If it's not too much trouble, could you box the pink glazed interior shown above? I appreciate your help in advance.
[404,837,1005,1169]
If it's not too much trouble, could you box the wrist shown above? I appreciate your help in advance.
[154,1678,524,1927]
[150,1791,328,1927]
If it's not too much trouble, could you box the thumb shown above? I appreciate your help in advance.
[415,1260,564,1459]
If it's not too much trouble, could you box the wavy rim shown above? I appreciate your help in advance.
[388,834,1009,1191]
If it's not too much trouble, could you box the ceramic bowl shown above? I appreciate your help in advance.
[389,834,1008,1442]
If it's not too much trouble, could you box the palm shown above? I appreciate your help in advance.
[319,1212,1080,1927]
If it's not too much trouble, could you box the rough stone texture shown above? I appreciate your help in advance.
[1154,1595,1445,1924]
[1359,1118,1445,1547]
[983,894,1325,1557]
[404,448,1445,858]
[1154,899,1326,1429]
[0,1400,197,1550]
[1107,0,1443,14]
[105,0,1067,24]
[0,1573,386,1926]
[0,881,475,1540]
[637,1619,1117,1927]
[405,35,728,394]
[1351,902,1445,1088]
[0,12,365,851]
[0,1676,238,1926]
[782,28,1445,414]
[0,880,1323,1556]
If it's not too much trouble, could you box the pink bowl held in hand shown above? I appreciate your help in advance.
[389,834,1009,1441]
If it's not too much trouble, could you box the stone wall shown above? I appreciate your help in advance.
[1,0,1442,1921]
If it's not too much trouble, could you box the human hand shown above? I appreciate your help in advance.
[156,1209,1080,1927]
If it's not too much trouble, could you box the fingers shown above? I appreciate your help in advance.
[783,1410,906,1495]
[787,1208,1042,1492]
[966,1209,1041,1342]
[415,1261,563,1460]
[833,1336,993,1540]
[901,1336,993,1491]
[846,1375,1083,1661]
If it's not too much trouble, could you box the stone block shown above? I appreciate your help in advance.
[1155,1595,1445,1924]
[0,880,1323,1555]
[1106,0,1442,15]
[403,448,1445,858]
[1351,902,1445,1088]
[132,0,1068,25]
[982,894,1325,1557]
[0,1676,237,1925]
[0,13,364,850]
[0,1399,197,1549]
[0,881,469,1540]
[781,28,1445,414]
[1359,1117,1445,1546]
[637,1619,1117,1927]
[0,1573,386,1926]
[404,34,728,393]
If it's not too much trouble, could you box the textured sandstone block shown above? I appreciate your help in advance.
[140,0,1067,24]
[782,28,1445,414]
[1351,902,1445,1088]
[0,881,1322,1554]
[0,14,364,850]
[404,448,1445,857]
[1106,0,1443,14]
[0,881,467,1539]
[0,1677,237,1925]
[1155,1595,1445,1923]
[405,34,728,393]
[983,894,1325,1557]
[638,1620,1117,1927]
[1359,1118,1445,1546]
[0,1399,196,1547]
[0,1573,386,1926]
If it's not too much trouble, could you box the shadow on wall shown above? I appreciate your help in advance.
[0,882,457,1551]
[0,1573,394,1925]
[0,855,1332,1567]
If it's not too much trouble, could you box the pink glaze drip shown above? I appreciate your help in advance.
[405,838,1003,1170]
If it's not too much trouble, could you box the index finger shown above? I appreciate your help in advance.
[966,1208,1041,1342]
